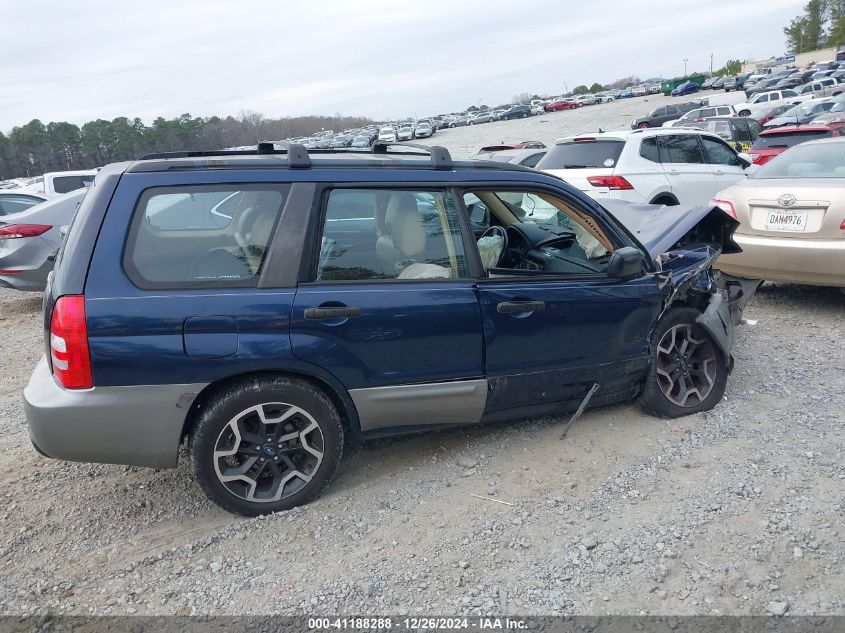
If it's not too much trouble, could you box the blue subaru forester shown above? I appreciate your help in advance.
[23,143,756,515]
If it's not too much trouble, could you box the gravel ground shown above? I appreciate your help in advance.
[1,96,844,617]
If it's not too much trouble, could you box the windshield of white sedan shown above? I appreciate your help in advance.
[753,143,845,178]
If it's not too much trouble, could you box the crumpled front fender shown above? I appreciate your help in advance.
[695,292,735,370]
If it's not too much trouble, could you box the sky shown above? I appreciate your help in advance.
[0,0,808,131]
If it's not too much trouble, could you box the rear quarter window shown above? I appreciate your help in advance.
[537,140,625,169]
[123,183,288,289]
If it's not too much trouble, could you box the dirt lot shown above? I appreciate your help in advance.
[1,97,844,617]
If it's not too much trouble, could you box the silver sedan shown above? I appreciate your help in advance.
[0,189,86,291]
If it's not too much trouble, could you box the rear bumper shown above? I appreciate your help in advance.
[0,236,54,291]
[717,233,845,287]
[23,356,206,469]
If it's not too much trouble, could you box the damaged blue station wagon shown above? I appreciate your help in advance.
[23,143,757,516]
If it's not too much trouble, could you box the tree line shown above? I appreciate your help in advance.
[784,0,845,53]
[0,111,374,180]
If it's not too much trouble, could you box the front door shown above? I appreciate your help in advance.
[291,187,485,433]
[461,189,663,419]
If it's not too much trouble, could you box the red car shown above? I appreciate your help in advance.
[544,100,578,112]
[749,124,845,165]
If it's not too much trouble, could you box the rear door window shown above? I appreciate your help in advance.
[124,184,288,288]
[658,135,705,163]
[536,139,625,169]
[316,189,469,281]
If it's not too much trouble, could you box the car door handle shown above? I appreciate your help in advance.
[666,169,680,175]
[714,169,724,175]
[496,300,546,314]
[304,306,362,320]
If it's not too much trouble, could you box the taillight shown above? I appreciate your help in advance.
[587,175,634,190]
[710,198,738,219]
[0,224,52,239]
[840,218,845,230]
[50,295,92,390]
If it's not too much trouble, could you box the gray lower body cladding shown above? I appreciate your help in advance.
[349,379,487,432]
[23,357,205,469]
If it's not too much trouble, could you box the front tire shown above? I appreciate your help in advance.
[190,376,344,516]
[739,109,750,117]
[640,307,728,418]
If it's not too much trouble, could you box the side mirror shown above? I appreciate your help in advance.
[737,152,752,168]
[607,246,645,279]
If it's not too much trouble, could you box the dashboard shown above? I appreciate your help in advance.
[502,223,610,274]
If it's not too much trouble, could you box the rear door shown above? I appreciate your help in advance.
[290,186,485,433]
[657,134,717,203]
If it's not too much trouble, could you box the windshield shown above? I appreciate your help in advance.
[751,130,832,149]
[537,139,625,169]
[753,141,845,178]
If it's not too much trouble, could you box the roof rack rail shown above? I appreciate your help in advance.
[258,141,311,168]
[137,141,453,169]
[372,142,453,169]
[139,141,311,168]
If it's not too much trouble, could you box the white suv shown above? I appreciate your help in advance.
[536,128,749,206]
[736,90,801,117]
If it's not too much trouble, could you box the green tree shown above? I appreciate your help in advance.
[827,0,845,45]
[714,59,742,76]
[572,85,590,95]
[784,0,828,53]
[588,83,604,93]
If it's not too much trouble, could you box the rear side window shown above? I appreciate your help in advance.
[751,131,832,149]
[537,140,625,169]
[658,135,705,163]
[124,184,288,289]
[317,189,469,281]
[639,137,660,162]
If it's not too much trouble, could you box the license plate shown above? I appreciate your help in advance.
[766,209,807,231]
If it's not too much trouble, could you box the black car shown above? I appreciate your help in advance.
[771,77,803,91]
[499,105,532,120]
[686,116,762,152]
[631,102,699,128]
[733,72,755,91]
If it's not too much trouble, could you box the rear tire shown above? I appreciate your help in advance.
[638,122,649,129]
[190,376,344,516]
[641,308,728,418]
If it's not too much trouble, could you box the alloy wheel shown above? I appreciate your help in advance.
[655,324,717,407]
[213,402,324,503]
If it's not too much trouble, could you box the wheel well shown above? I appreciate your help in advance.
[650,194,679,206]
[180,370,356,443]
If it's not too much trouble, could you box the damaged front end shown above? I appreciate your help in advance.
[605,200,762,368]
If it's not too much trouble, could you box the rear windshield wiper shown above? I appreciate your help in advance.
[562,164,589,168]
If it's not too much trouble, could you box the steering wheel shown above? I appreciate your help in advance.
[479,225,509,268]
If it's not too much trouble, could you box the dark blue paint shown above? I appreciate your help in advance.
[478,275,662,410]
[291,282,484,389]
[51,159,722,437]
